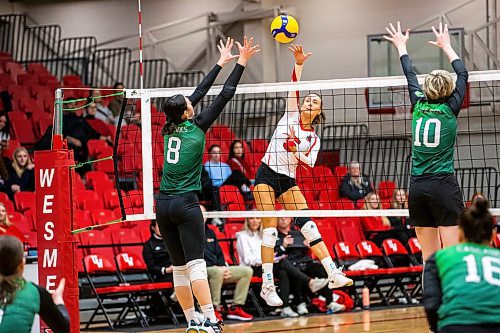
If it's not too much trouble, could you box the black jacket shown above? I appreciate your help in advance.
[275,230,312,265]
[142,233,172,280]
[204,226,225,267]
[339,174,373,202]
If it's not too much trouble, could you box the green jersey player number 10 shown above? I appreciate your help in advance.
[414,117,441,148]
[166,137,182,164]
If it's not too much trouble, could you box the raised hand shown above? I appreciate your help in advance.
[216,37,238,67]
[289,44,312,66]
[235,36,261,66]
[384,21,410,55]
[52,278,66,305]
[428,22,451,49]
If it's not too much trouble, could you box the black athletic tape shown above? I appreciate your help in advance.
[309,238,323,247]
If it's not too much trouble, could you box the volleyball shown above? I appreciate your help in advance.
[270,14,299,43]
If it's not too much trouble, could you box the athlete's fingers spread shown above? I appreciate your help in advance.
[439,21,443,34]
[431,25,438,36]
[386,27,395,37]
[383,35,394,42]
[235,41,242,50]
[389,22,397,34]
[444,23,448,34]
[397,21,401,33]
[405,29,411,38]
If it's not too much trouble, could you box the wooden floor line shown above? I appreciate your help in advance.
[247,314,428,333]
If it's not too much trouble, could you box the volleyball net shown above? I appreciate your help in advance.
[113,70,500,221]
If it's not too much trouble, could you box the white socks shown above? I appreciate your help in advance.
[183,306,198,323]
[321,256,338,275]
[200,303,217,323]
[262,263,274,284]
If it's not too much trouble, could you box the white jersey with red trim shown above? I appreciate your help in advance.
[262,64,320,179]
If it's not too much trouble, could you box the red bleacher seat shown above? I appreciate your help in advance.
[75,210,92,229]
[94,150,115,174]
[382,238,418,268]
[224,223,242,240]
[26,63,51,76]
[79,230,106,256]
[1,200,15,213]
[378,180,397,199]
[82,198,104,211]
[336,217,365,244]
[334,165,348,178]
[86,236,115,258]
[219,185,246,223]
[91,209,116,226]
[0,192,11,204]
[14,191,35,212]
[2,139,20,159]
[87,140,110,158]
[10,119,38,145]
[93,178,115,195]
[408,237,423,264]
[76,190,99,209]
[8,212,30,234]
[24,209,36,231]
[103,189,121,210]
[250,139,268,153]
[334,241,361,267]
[112,231,143,258]
[17,74,39,87]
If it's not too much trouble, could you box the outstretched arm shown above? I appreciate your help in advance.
[287,45,312,113]
[423,254,442,333]
[195,36,260,132]
[428,23,469,115]
[384,21,425,106]
[189,38,238,106]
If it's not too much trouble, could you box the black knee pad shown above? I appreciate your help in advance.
[294,216,311,228]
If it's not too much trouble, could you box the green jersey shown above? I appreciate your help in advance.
[0,280,40,333]
[411,101,457,176]
[160,120,206,194]
[435,243,500,330]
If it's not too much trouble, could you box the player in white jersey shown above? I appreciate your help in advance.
[253,45,353,307]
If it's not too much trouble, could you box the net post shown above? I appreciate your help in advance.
[35,149,80,332]
[141,92,155,218]
[53,88,64,150]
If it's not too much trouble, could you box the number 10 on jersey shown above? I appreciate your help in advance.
[414,118,441,148]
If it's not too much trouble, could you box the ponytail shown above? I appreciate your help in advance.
[0,274,24,306]
[459,197,494,244]
[161,116,179,136]
[160,94,187,136]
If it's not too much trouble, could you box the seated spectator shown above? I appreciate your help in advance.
[204,145,233,188]
[142,219,175,322]
[107,82,125,118]
[0,111,11,150]
[362,192,391,231]
[205,145,252,201]
[200,205,253,321]
[0,203,23,241]
[275,216,345,314]
[142,219,173,282]
[0,236,70,333]
[227,140,255,181]
[90,89,115,125]
[236,216,327,317]
[198,168,220,211]
[7,147,34,199]
[424,198,500,333]
[340,161,373,206]
[84,102,114,143]
[0,155,10,194]
[388,189,415,245]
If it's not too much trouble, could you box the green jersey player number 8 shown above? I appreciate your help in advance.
[166,137,182,164]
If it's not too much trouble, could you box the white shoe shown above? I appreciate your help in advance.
[296,302,309,315]
[198,318,223,333]
[260,284,283,306]
[280,306,299,317]
[186,319,200,333]
[309,277,328,293]
[328,268,353,289]
[327,301,346,313]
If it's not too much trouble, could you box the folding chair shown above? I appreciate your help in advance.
[82,254,149,330]
[115,252,179,325]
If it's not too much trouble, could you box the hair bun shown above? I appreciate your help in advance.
[471,197,489,217]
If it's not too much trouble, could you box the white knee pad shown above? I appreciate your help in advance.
[172,265,190,287]
[262,227,278,248]
[186,259,208,282]
[300,220,322,243]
